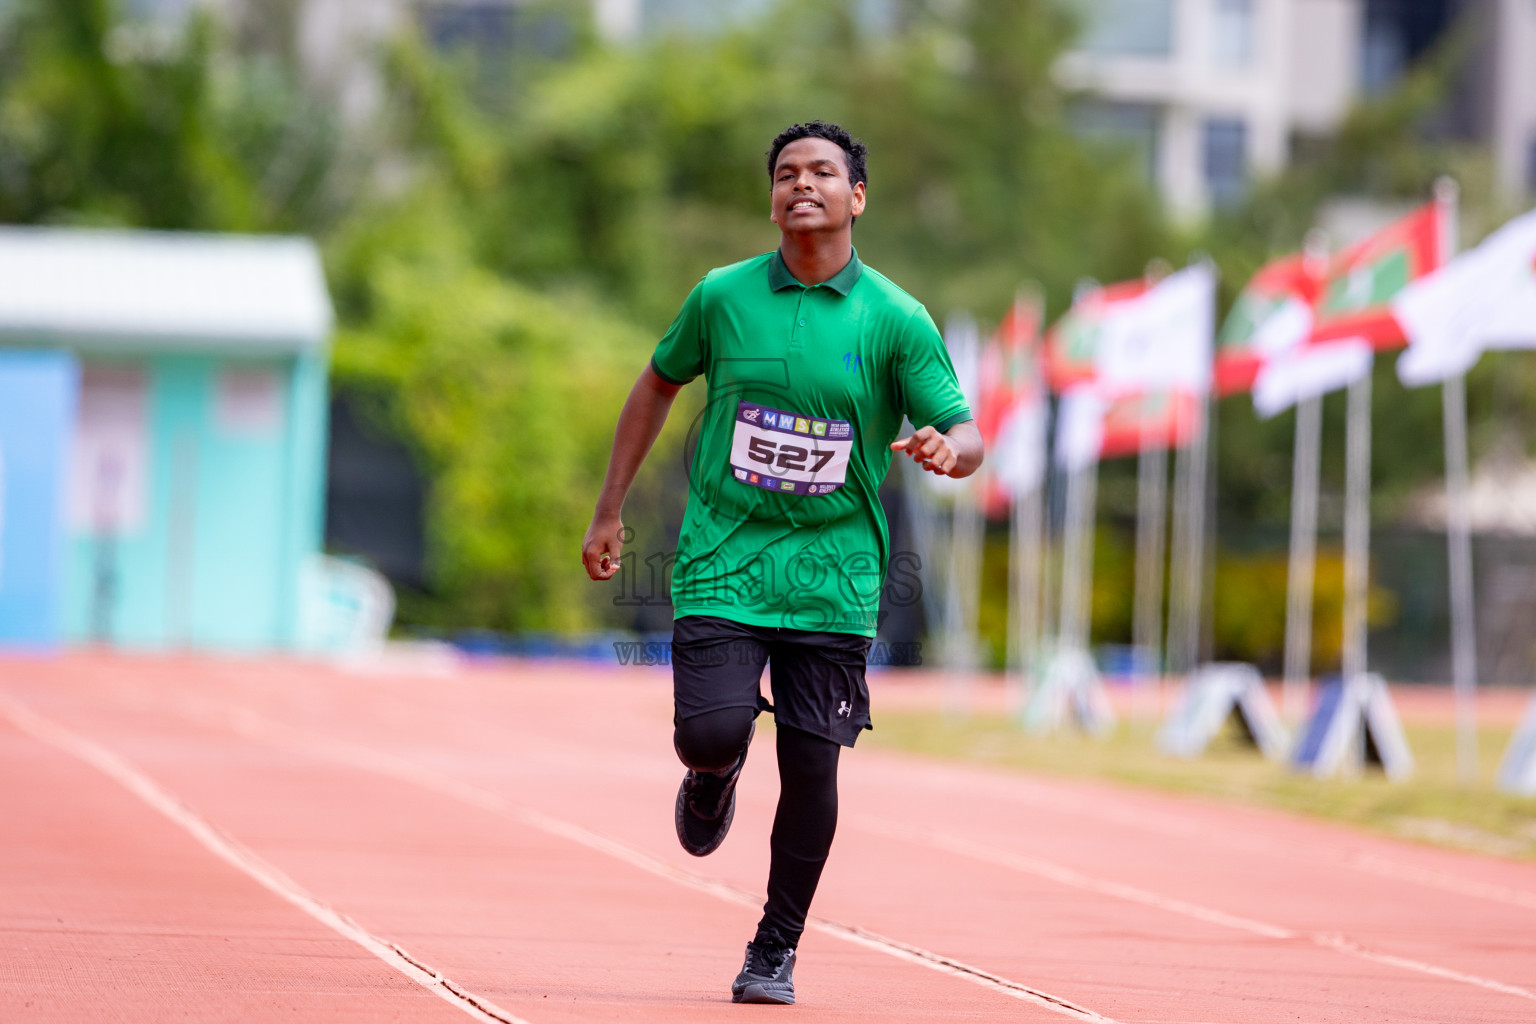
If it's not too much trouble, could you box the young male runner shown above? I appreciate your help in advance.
[582,121,982,1005]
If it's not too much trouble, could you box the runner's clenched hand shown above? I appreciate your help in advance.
[890,425,961,476]
[582,514,624,581]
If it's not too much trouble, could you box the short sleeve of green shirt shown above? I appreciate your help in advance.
[897,306,972,433]
[650,279,707,385]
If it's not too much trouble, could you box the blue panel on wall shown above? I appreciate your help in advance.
[0,350,79,648]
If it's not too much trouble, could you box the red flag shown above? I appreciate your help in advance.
[1309,201,1445,350]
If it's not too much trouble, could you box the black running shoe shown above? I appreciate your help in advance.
[731,940,795,1004]
[674,722,752,857]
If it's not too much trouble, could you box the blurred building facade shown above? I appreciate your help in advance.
[1062,0,1536,216]
[1059,0,1362,217]
[1460,0,1536,204]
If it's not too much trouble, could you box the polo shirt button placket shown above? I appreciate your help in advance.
[790,289,810,351]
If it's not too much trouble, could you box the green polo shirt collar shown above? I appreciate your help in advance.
[768,248,863,295]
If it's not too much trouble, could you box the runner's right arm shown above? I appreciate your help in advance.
[582,364,684,581]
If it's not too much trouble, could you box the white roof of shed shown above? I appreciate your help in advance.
[0,227,333,351]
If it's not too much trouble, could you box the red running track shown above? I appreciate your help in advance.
[2,653,1534,1023]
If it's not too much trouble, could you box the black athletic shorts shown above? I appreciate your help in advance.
[671,614,873,747]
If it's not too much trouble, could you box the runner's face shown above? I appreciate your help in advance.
[770,138,865,235]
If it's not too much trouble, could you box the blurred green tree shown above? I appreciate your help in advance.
[327,184,657,631]
[0,0,344,230]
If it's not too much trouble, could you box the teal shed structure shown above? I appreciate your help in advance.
[0,227,333,651]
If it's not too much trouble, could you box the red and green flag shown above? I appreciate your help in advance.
[1309,200,1445,350]
[1043,277,1152,393]
[980,293,1047,515]
[1099,391,1202,459]
[1215,253,1321,395]
[1054,386,1203,471]
[976,293,1042,445]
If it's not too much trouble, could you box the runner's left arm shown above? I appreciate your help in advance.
[891,305,982,477]
[890,419,983,478]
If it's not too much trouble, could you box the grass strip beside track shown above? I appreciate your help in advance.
[863,714,1536,861]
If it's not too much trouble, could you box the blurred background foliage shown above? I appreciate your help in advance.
[0,0,1517,664]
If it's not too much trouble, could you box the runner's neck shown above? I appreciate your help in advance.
[777,235,854,288]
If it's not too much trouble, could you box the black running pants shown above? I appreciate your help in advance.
[674,709,840,949]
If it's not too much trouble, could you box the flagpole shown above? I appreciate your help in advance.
[1009,472,1044,713]
[1282,394,1323,722]
[1039,442,1061,678]
[1443,372,1477,780]
[943,468,983,714]
[1281,232,1332,725]
[1133,415,1168,719]
[1059,457,1098,658]
[1166,392,1208,680]
[1200,382,1220,668]
[902,449,946,663]
[934,313,983,715]
[1052,281,1097,664]
[1429,177,1478,784]
[1129,263,1173,720]
[1187,392,1210,673]
[1342,367,1372,687]
[1000,290,1046,716]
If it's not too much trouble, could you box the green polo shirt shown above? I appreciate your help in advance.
[651,249,970,636]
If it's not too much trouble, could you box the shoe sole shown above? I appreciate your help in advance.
[674,721,753,857]
[732,983,794,1005]
[675,777,736,857]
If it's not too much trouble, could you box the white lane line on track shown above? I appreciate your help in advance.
[1349,853,1536,912]
[1311,933,1536,1001]
[520,806,1116,1022]
[199,700,1118,1023]
[860,819,1292,939]
[0,694,534,1024]
[864,747,1536,923]
[867,820,1536,1004]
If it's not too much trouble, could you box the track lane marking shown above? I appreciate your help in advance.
[859,819,1291,939]
[1311,933,1536,1001]
[0,694,534,1024]
[1348,853,1536,912]
[184,696,1119,1022]
[866,820,1536,1003]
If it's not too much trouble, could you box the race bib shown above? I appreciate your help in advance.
[729,400,852,496]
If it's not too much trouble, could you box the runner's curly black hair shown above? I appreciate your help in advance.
[766,121,868,190]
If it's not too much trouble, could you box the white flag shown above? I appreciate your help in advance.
[1054,386,1106,472]
[993,396,1047,497]
[1252,339,1373,419]
[923,314,983,493]
[946,312,982,408]
[1093,263,1216,397]
[1395,207,1536,387]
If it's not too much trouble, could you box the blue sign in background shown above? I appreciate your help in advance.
[0,350,79,649]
